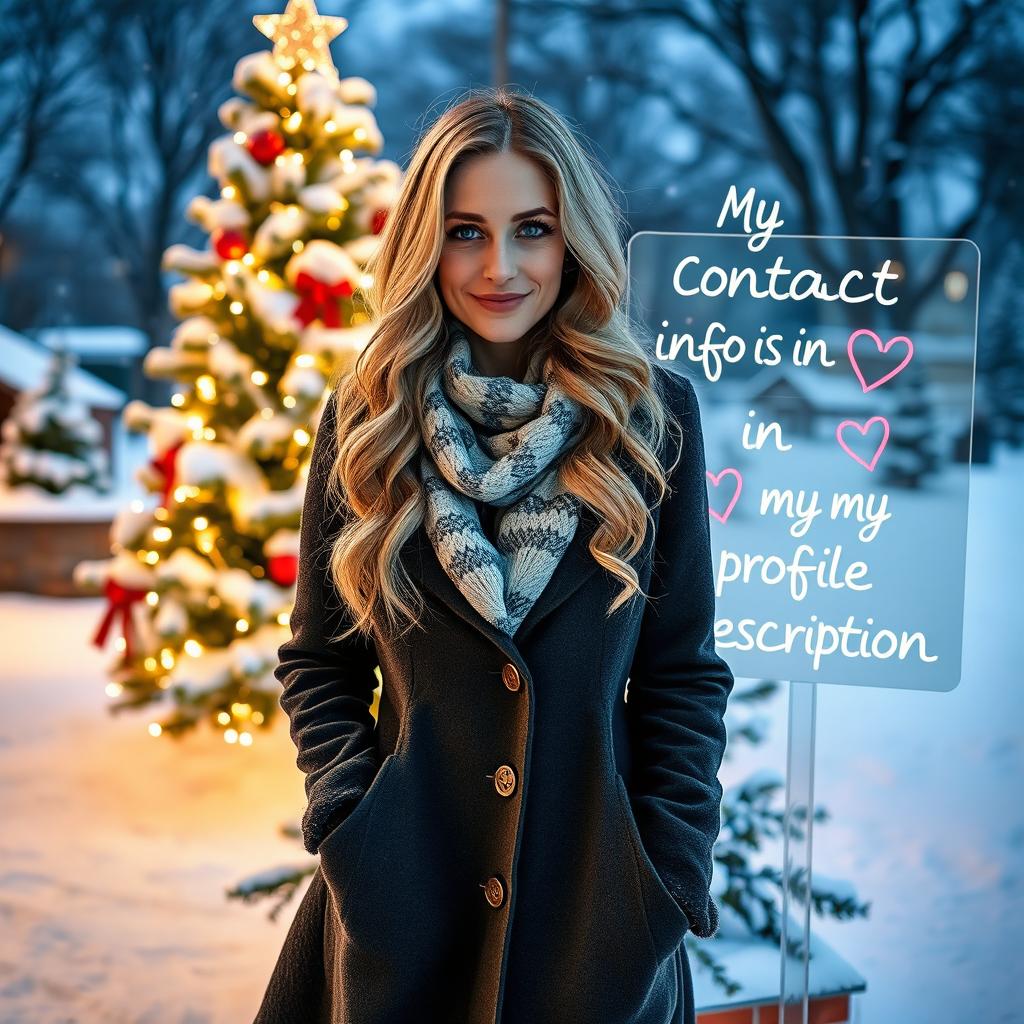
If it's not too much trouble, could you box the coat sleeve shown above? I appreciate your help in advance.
[624,368,735,939]
[274,387,382,857]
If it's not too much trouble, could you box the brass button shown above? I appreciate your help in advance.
[482,874,507,908]
[502,663,521,692]
[494,764,517,797]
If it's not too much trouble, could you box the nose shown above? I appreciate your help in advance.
[484,237,517,283]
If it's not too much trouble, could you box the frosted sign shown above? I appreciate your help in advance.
[627,199,978,692]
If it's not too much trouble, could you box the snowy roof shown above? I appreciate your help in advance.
[0,324,125,409]
[746,362,879,410]
[693,911,867,1012]
[34,324,148,358]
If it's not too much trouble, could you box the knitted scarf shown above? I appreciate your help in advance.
[418,317,586,637]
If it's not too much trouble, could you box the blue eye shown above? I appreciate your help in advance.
[446,219,555,241]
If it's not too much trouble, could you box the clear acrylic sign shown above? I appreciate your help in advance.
[627,230,979,692]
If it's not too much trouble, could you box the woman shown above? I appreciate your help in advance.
[254,85,734,1024]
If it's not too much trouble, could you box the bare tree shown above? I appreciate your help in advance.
[0,0,97,319]
[513,0,1024,322]
[38,0,266,401]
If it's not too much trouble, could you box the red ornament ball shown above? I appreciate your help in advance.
[213,228,249,261]
[371,207,389,235]
[267,553,298,587]
[248,129,286,166]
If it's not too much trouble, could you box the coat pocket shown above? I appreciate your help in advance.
[318,752,398,921]
[614,771,691,961]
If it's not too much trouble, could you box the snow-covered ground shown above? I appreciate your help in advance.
[0,447,1021,1022]
[0,595,318,1023]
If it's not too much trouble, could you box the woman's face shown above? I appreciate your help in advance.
[437,150,567,354]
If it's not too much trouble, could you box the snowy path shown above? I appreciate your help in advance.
[0,595,315,1024]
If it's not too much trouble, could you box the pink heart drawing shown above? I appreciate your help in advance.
[836,416,890,471]
[847,328,914,392]
[706,467,742,524]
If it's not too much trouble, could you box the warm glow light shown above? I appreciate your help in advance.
[217,711,231,725]
[187,415,204,431]
[193,516,209,530]
[295,353,314,367]
[353,127,366,141]
[944,270,968,302]
[171,393,185,407]
[226,260,241,275]
[160,648,175,669]
[221,185,237,200]
[130,499,145,513]
[233,131,247,144]
[293,428,311,446]
[145,591,159,607]
[229,300,245,315]
[144,551,160,565]
[236,618,250,633]
[277,611,290,625]
[184,639,203,657]
[257,269,270,283]
[283,394,296,408]
[251,370,269,385]
[242,253,256,266]
[152,526,172,543]
[252,711,265,725]
[144,657,158,671]
[325,120,336,133]
[232,702,252,717]
[285,112,302,131]
[239,732,254,747]
[224,728,239,743]
[292,240,304,253]
[105,682,122,697]
[149,722,163,736]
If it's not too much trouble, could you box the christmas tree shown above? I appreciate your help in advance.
[74,0,401,744]
[0,344,111,496]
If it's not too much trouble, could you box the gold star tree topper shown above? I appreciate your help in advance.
[253,0,348,79]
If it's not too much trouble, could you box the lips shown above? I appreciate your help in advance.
[473,293,528,312]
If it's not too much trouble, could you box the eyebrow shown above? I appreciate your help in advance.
[444,206,557,222]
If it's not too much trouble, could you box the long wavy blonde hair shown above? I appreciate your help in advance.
[325,85,682,643]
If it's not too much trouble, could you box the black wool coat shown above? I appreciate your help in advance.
[252,363,735,1024]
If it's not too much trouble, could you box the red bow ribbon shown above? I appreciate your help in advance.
[150,440,183,509]
[92,577,149,662]
[293,271,353,328]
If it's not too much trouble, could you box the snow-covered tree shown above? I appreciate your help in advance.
[0,344,111,496]
[880,366,942,488]
[74,0,400,744]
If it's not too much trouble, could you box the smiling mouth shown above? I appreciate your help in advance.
[472,293,530,310]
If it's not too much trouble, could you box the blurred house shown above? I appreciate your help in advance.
[33,323,146,398]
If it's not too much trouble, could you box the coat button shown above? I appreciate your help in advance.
[502,663,521,691]
[482,874,507,908]
[493,764,517,797]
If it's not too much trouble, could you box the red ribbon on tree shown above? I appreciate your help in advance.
[150,440,184,508]
[92,577,149,662]
[293,271,354,328]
